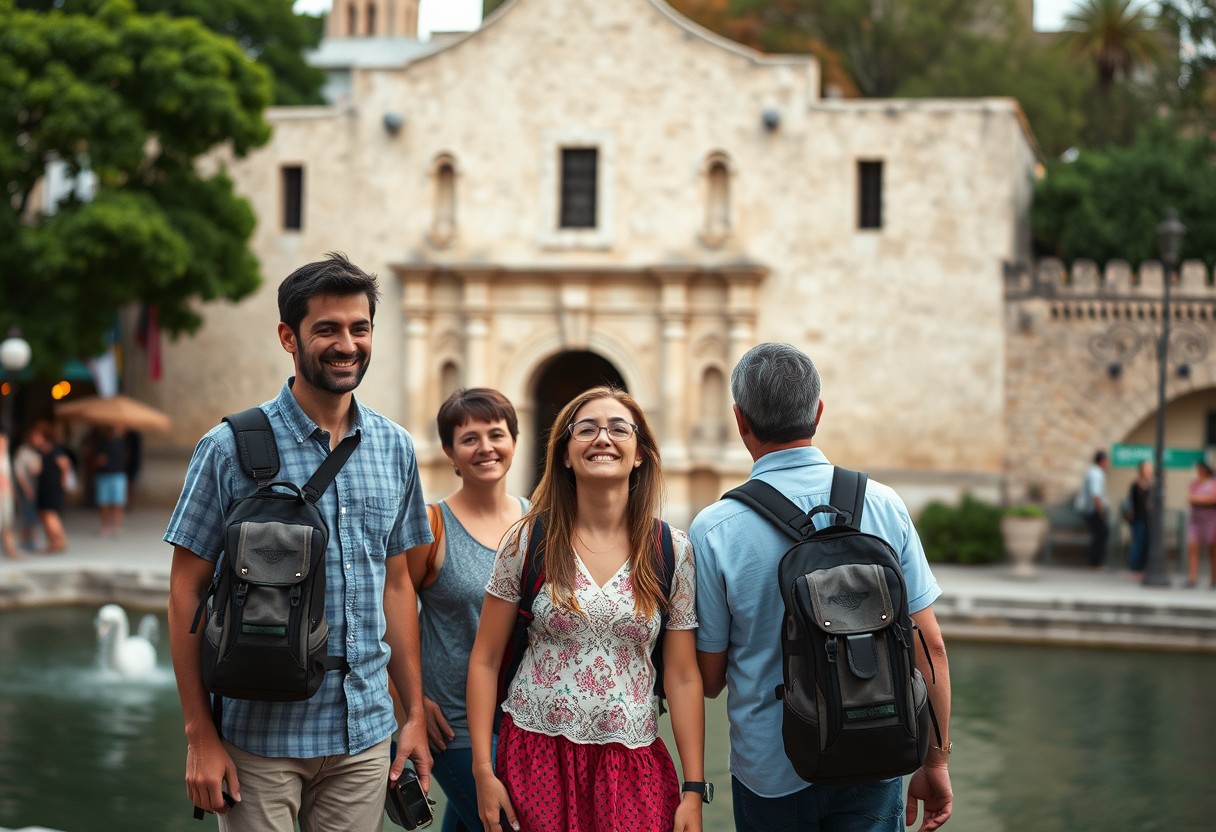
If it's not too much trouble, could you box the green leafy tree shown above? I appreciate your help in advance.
[1160,0,1216,130]
[1032,120,1216,267]
[17,0,325,105]
[670,0,1097,156]
[711,0,1024,98]
[899,27,1092,159]
[0,0,272,371]
[1062,0,1168,92]
[1060,0,1174,147]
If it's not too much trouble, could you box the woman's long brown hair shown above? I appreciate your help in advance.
[512,386,667,619]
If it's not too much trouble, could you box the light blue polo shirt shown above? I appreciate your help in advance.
[690,445,941,798]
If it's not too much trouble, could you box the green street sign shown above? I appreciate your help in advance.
[1111,443,1206,469]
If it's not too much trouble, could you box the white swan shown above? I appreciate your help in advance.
[136,614,160,646]
[95,604,158,677]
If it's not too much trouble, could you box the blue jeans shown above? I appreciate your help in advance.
[1127,519,1149,572]
[431,737,495,832]
[732,776,903,832]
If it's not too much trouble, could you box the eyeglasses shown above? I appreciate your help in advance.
[567,419,638,442]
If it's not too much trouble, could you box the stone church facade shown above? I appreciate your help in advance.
[135,0,1048,527]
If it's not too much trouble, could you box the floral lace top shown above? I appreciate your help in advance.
[486,523,697,748]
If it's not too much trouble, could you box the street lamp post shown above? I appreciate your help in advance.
[0,328,32,436]
[1143,210,1186,588]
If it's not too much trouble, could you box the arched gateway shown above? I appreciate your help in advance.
[393,263,765,527]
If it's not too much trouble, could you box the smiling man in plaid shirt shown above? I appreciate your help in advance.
[166,254,433,830]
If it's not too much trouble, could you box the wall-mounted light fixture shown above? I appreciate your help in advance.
[383,111,404,136]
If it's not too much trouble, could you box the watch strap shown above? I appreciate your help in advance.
[681,781,713,804]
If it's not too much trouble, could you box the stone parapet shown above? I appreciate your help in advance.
[1008,257,1216,300]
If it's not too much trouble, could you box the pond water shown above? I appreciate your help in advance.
[1,606,1213,831]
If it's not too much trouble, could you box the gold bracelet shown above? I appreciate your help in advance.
[931,741,953,757]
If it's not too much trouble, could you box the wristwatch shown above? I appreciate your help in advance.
[681,781,714,804]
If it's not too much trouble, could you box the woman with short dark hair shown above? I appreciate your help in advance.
[404,388,527,832]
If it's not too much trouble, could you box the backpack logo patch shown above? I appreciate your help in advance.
[255,547,295,563]
[828,590,869,611]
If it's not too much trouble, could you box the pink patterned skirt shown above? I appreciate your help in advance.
[496,714,680,832]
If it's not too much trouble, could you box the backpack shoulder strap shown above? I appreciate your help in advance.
[723,478,817,541]
[301,431,361,505]
[223,407,279,489]
[656,519,676,598]
[496,516,546,730]
[828,466,869,529]
[520,516,547,610]
[651,519,677,711]
[423,503,445,577]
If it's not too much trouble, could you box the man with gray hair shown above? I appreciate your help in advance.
[690,342,953,831]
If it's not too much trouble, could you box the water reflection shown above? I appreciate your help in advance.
[1,609,1214,831]
[947,643,1216,831]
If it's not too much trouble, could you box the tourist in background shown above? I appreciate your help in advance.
[466,386,705,832]
[1185,460,1216,589]
[12,429,41,552]
[403,388,528,832]
[29,421,70,554]
[1076,450,1110,570]
[1125,460,1152,578]
[92,424,129,536]
[0,429,18,558]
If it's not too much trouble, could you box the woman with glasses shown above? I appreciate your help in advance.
[403,388,528,832]
[466,386,706,832]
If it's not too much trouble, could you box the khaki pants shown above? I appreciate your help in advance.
[219,737,391,832]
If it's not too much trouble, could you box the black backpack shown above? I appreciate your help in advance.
[724,467,939,785]
[495,516,677,727]
[189,407,359,703]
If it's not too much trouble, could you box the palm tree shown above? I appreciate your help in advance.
[1062,0,1167,93]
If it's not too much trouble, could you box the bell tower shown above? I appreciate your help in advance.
[327,0,419,38]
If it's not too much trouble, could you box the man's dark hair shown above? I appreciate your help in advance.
[731,342,821,444]
[1094,450,1108,465]
[278,252,381,334]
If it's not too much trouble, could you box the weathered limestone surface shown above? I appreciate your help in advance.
[127,0,1036,526]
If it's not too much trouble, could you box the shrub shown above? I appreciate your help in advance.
[1004,503,1047,518]
[916,493,1003,565]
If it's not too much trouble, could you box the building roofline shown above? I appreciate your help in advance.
[404,0,813,70]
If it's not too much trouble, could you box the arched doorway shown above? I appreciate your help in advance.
[531,351,627,488]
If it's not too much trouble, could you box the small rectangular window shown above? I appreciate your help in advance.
[858,160,883,230]
[282,165,304,231]
[559,148,598,229]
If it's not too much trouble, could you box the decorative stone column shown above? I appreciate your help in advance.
[393,264,438,456]
[457,268,499,386]
[652,267,694,468]
[721,266,767,469]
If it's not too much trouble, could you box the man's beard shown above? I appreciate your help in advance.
[299,346,370,395]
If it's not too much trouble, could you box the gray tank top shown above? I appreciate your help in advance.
[419,498,526,748]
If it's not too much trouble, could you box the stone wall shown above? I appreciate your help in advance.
[1005,258,1216,508]
[125,0,1036,524]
